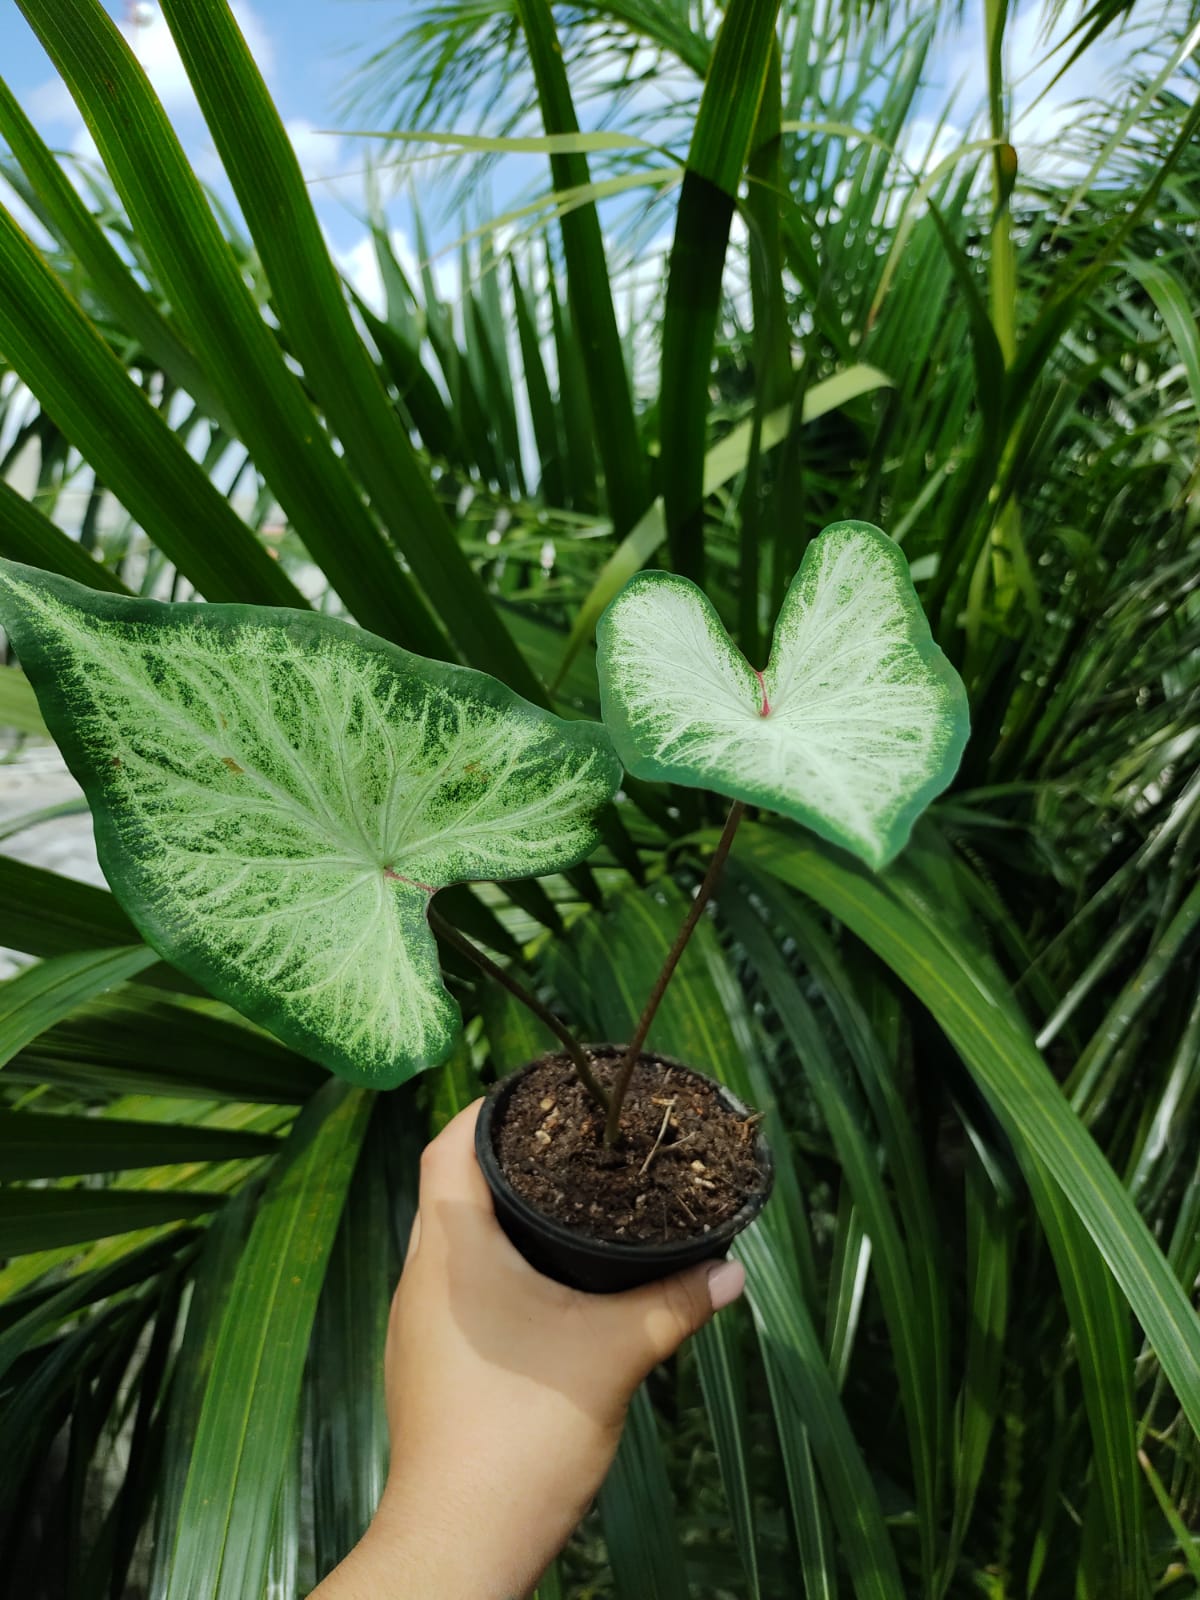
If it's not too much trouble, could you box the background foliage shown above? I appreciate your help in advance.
[0,0,1198,1595]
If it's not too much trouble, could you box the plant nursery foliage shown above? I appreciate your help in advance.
[1,0,1198,1581]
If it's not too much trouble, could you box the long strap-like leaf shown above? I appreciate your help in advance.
[0,74,232,432]
[0,1110,280,1180]
[0,203,304,608]
[660,0,781,582]
[14,0,450,661]
[725,895,944,1594]
[514,0,650,538]
[165,1080,371,1600]
[0,478,129,595]
[0,946,158,1068]
[157,0,543,699]
[598,1388,689,1600]
[0,1186,224,1257]
[741,825,1200,1447]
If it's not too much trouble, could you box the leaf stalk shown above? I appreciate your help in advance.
[428,907,610,1113]
[603,799,746,1146]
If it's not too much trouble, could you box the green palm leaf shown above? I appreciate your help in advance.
[741,825,1200,1445]
[164,1081,370,1600]
[158,0,541,695]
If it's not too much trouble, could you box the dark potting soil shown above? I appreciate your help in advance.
[493,1049,766,1245]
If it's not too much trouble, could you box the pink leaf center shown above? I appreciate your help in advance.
[753,669,771,717]
[384,866,435,893]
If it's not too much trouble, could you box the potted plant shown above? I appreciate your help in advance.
[0,520,967,1292]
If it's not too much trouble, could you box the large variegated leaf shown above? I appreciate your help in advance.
[0,562,620,1087]
[596,522,968,868]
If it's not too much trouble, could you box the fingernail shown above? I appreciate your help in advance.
[706,1259,745,1312]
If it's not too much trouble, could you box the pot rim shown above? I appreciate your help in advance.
[476,1045,775,1266]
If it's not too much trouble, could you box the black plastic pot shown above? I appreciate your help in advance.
[475,1048,775,1294]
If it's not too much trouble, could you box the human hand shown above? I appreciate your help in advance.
[310,1098,745,1600]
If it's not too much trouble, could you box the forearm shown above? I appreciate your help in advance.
[308,1477,572,1600]
[307,1105,737,1598]
[309,1528,534,1600]
[309,1536,524,1599]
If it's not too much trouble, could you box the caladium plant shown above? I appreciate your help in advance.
[592,518,970,1141]
[0,519,967,1148]
[596,520,967,871]
[0,561,620,1088]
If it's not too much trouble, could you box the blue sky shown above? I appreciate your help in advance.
[3,2,374,146]
[1,0,1185,508]
[3,2,393,258]
[1,0,1186,314]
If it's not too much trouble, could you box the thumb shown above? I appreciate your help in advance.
[608,1257,746,1381]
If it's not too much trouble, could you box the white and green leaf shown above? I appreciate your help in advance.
[0,562,620,1088]
[596,522,968,869]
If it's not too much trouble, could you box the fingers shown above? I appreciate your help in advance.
[413,1102,748,1368]
[417,1099,490,1209]
[707,1260,745,1312]
[412,1099,510,1255]
[603,1257,746,1374]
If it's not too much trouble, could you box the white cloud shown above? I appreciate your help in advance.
[69,123,101,166]
[287,120,344,184]
[0,174,46,244]
[336,226,460,315]
[23,1,273,139]
[125,1,273,117]
[899,117,969,179]
[24,77,77,125]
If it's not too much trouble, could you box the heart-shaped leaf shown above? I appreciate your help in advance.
[0,562,621,1088]
[596,521,969,869]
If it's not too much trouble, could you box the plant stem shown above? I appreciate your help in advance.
[428,908,610,1114]
[604,799,746,1146]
